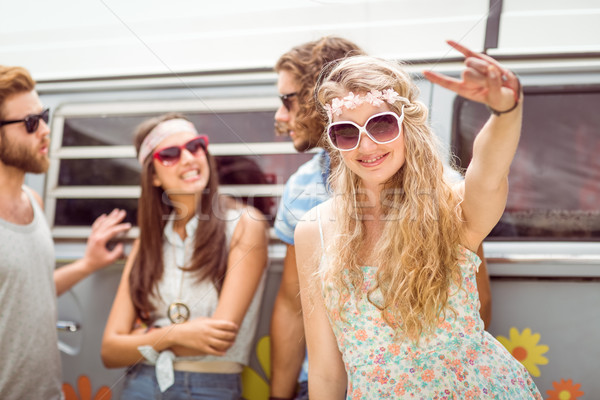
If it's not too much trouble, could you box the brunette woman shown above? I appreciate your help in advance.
[102,113,268,399]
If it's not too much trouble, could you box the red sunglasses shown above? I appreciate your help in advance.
[152,135,209,166]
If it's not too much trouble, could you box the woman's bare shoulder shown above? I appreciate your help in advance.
[230,204,268,242]
[296,199,334,248]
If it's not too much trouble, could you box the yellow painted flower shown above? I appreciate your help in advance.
[241,335,271,400]
[496,327,549,377]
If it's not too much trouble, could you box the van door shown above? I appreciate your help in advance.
[40,75,312,398]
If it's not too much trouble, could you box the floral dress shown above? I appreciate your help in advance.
[320,245,542,399]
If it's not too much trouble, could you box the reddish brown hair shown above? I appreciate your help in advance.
[275,36,365,150]
[0,66,35,119]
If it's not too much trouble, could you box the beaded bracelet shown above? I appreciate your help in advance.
[486,75,522,116]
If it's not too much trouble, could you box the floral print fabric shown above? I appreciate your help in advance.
[321,247,542,399]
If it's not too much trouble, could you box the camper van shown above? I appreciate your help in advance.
[2,0,600,398]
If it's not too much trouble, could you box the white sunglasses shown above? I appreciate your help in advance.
[326,108,404,151]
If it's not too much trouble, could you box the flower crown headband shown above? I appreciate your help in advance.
[324,88,409,120]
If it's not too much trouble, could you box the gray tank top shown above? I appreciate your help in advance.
[0,186,63,399]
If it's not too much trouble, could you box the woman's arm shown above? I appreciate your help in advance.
[424,40,523,249]
[295,206,347,399]
[212,206,269,325]
[101,240,238,367]
[172,206,269,356]
[101,240,174,367]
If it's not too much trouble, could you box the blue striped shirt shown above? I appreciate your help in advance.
[274,150,331,245]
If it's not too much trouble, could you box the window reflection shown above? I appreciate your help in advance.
[53,109,311,229]
[62,116,148,146]
[216,155,277,223]
[62,111,288,146]
[56,154,311,187]
[55,198,139,226]
[58,158,140,186]
[453,89,600,240]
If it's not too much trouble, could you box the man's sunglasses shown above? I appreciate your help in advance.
[0,108,50,134]
[327,110,405,151]
[153,135,209,166]
[279,92,298,111]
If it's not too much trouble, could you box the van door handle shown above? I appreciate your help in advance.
[57,320,80,332]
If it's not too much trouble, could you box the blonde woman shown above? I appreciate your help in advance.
[295,42,541,399]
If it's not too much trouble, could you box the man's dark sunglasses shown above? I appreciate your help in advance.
[279,92,298,111]
[0,108,50,134]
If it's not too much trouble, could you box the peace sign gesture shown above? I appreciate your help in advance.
[423,40,521,115]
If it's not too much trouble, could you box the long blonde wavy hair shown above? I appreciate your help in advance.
[316,56,464,341]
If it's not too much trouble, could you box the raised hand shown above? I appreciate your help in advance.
[423,40,521,114]
[83,208,131,271]
[170,317,239,356]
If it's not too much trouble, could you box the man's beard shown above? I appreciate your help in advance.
[0,131,49,173]
[274,121,315,153]
[293,138,312,153]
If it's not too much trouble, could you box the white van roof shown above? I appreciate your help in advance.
[2,0,598,82]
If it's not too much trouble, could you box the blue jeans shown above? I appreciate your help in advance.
[120,363,241,400]
[295,380,309,400]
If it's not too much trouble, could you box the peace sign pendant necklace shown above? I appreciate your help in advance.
[167,243,191,324]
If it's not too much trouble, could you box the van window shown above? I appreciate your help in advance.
[452,87,600,240]
[48,101,312,235]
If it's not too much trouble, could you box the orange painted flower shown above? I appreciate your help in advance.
[546,379,584,400]
[496,327,549,377]
[62,376,111,400]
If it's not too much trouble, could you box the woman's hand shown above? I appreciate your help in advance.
[170,317,239,356]
[430,43,524,250]
[423,40,521,113]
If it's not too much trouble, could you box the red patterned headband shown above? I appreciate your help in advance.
[138,119,198,164]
